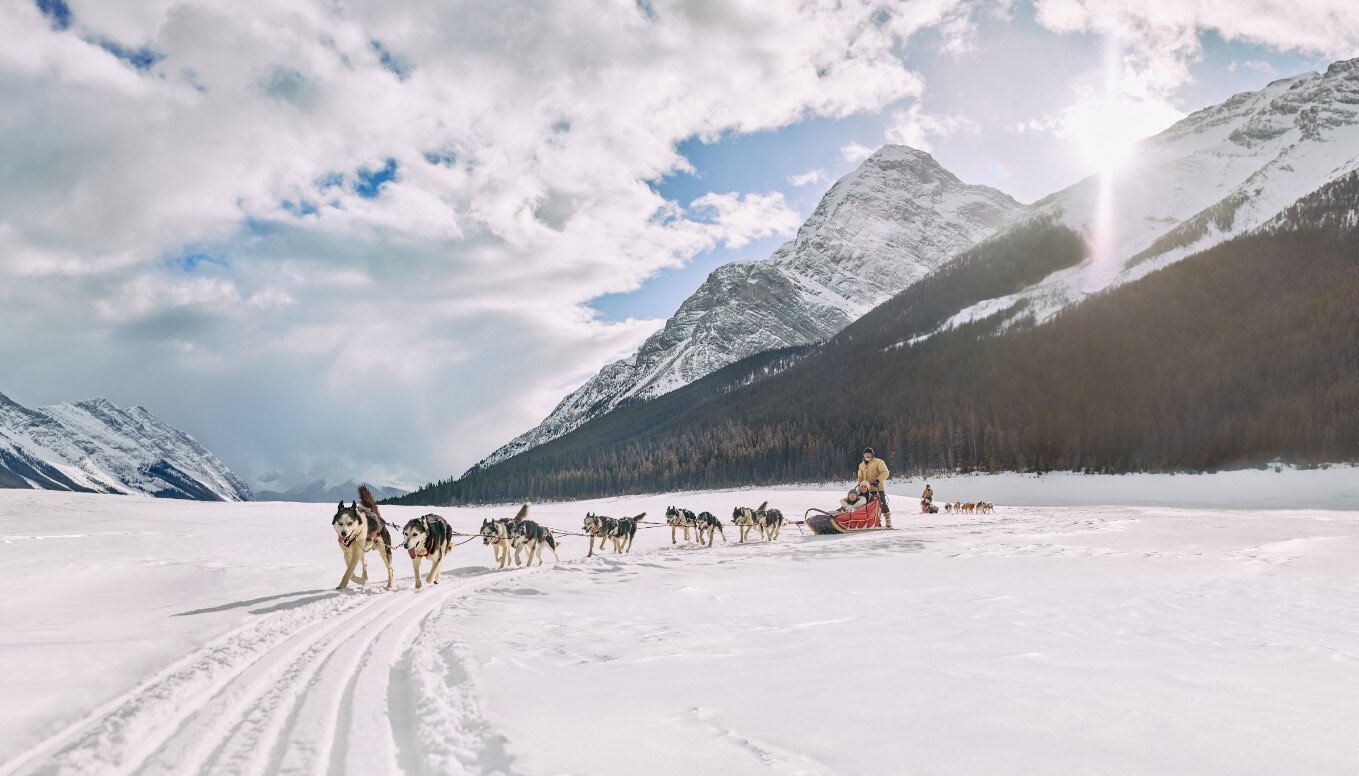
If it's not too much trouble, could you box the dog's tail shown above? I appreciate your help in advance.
[633,512,646,522]
[757,501,768,512]
[358,484,380,516]
[513,502,530,521]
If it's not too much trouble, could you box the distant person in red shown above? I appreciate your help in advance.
[857,447,891,528]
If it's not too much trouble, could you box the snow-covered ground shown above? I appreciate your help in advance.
[2,470,1357,775]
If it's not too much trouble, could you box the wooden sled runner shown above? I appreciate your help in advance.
[803,497,889,535]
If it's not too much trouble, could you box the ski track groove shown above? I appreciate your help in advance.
[1,514,1097,776]
[1,563,555,776]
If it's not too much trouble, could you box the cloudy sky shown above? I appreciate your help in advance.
[1,0,1355,490]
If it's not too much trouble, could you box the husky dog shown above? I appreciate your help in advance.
[331,486,395,591]
[582,513,618,557]
[665,506,698,544]
[695,511,725,547]
[978,501,994,514]
[511,519,560,566]
[480,518,513,568]
[755,505,785,541]
[731,501,766,543]
[944,503,953,514]
[608,513,645,554]
[478,503,531,568]
[402,513,453,589]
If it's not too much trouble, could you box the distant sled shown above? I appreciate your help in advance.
[803,497,889,535]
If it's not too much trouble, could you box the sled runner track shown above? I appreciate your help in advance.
[1,566,554,776]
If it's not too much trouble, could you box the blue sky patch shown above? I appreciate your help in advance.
[35,0,71,31]
[354,159,398,198]
[164,250,230,273]
[281,200,320,217]
[424,149,457,167]
[91,36,163,71]
[371,40,411,81]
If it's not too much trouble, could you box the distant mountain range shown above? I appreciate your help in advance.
[253,478,407,503]
[0,392,252,501]
[400,57,1359,505]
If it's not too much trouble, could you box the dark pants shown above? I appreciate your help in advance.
[874,490,891,515]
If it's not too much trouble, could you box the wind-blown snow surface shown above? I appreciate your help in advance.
[2,471,1356,775]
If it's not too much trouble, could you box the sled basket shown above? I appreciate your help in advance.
[803,497,886,535]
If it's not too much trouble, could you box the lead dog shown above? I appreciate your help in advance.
[402,513,453,589]
[755,505,786,541]
[511,519,560,566]
[695,511,725,546]
[331,486,394,590]
[665,506,699,543]
[731,502,765,543]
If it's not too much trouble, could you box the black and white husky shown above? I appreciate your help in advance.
[511,519,560,566]
[582,513,617,557]
[480,503,532,568]
[609,513,644,553]
[695,511,725,546]
[731,501,767,543]
[665,506,699,544]
[401,513,453,589]
[479,518,512,568]
[756,505,786,541]
[331,486,394,590]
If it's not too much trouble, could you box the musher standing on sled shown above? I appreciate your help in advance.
[857,447,892,528]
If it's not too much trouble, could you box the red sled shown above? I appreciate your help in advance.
[803,496,889,535]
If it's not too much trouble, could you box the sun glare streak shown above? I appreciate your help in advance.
[1085,37,1124,290]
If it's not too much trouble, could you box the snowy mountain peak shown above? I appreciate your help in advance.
[470,146,1023,472]
[0,392,251,501]
[931,58,1359,337]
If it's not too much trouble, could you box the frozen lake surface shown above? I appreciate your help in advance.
[1,471,1356,774]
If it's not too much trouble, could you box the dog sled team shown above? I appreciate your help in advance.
[331,447,996,590]
[916,482,993,515]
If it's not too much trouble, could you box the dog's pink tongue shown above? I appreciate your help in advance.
[408,548,418,559]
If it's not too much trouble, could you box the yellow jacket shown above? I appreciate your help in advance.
[857,457,889,491]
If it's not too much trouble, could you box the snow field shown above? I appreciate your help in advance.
[1,473,1356,774]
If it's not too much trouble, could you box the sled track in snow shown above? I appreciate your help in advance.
[1,509,1101,776]
[0,566,546,776]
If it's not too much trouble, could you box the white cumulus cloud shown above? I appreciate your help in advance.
[787,168,828,187]
[0,0,979,486]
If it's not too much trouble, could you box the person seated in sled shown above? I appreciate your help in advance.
[838,482,871,513]
[920,482,934,513]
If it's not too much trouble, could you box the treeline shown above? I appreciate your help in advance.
[397,178,1359,505]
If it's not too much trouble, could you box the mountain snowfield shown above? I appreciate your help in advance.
[478,59,1359,472]
[0,392,250,501]
[929,58,1359,338]
[1,470,1356,775]
[474,146,1021,470]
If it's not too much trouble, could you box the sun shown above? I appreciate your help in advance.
[1063,98,1145,174]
